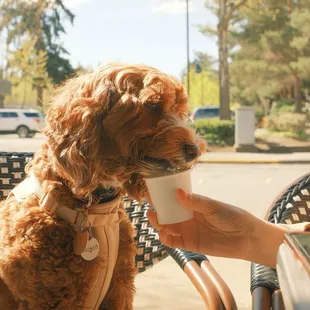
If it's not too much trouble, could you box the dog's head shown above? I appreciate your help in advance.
[45,63,206,200]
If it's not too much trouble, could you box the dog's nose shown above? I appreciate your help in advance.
[183,144,200,162]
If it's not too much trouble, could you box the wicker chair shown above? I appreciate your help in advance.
[251,173,310,310]
[0,152,236,310]
[3,152,310,309]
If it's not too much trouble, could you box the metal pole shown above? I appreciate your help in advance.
[186,0,190,100]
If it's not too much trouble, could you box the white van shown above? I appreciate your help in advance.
[0,109,45,138]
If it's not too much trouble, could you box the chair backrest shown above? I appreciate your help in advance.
[0,152,34,200]
[251,173,310,295]
[0,151,168,273]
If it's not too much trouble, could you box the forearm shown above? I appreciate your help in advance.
[246,219,287,268]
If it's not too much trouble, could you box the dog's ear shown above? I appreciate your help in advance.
[45,77,121,198]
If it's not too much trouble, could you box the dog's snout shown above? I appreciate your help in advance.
[183,144,200,162]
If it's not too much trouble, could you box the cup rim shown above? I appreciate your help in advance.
[144,168,192,181]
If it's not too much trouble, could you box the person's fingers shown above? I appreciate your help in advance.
[176,189,224,214]
[147,210,162,230]
[159,231,185,249]
[176,189,207,212]
[147,210,184,235]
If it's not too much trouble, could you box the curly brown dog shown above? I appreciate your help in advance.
[0,63,206,309]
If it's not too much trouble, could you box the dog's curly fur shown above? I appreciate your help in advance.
[0,63,206,309]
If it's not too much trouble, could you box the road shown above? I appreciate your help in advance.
[1,134,310,309]
[0,133,46,152]
[135,163,310,310]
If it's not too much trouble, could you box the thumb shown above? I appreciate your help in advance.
[176,189,208,212]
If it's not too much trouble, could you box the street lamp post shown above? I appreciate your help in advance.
[186,0,190,100]
[0,70,11,108]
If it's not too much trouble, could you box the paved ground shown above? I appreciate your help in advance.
[2,133,310,164]
[0,133,46,152]
[199,152,310,164]
[1,134,310,309]
[135,163,310,310]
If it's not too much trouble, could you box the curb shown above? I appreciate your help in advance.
[197,158,310,164]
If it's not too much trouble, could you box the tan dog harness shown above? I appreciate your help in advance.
[8,173,125,310]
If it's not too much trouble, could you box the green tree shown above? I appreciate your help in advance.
[183,53,219,110]
[0,0,75,105]
[200,0,248,120]
[8,38,50,107]
[231,0,310,112]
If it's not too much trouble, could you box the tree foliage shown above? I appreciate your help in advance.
[8,38,51,106]
[183,53,219,110]
[230,0,310,111]
[8,38,49,86]
[200,0,310,113]
[200,0,251,119]
[0,0,75,85]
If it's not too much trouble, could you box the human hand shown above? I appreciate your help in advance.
[147,189,261,260]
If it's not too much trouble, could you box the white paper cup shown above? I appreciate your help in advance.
[144,169,193,225]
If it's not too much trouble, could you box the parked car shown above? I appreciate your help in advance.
[190,106,235,121]
[190,107,219,121]
[0,109,45,138]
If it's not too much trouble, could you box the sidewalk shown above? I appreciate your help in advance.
[198,152,310,164]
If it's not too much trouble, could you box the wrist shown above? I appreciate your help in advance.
[246,218,287,268]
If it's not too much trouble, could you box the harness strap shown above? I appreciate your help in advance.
[7,173,125,310]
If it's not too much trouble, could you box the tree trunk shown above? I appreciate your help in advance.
[288,86,292,99]
[201,72,204,105]
[294,75,302,113]
[280,87,287,99]
[36,86,43,107]
[0,95,4,108]
[21,81,27,109]
[218,0,231,120]
[287,0,292,13]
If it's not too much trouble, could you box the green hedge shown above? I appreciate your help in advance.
[195,119,235,146]
[270,99,295,115]
[277,105,295,114]
[266,112,307,136]
[273,99,294,109]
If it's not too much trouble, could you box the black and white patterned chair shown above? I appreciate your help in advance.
[0,152,236,309]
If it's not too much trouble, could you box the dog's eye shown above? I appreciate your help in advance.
[145,102,161,113]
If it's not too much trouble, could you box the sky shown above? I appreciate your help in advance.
[59,0,218,79]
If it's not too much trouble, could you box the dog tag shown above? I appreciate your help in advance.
[81,237,100,261]
[73,230,89,255]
